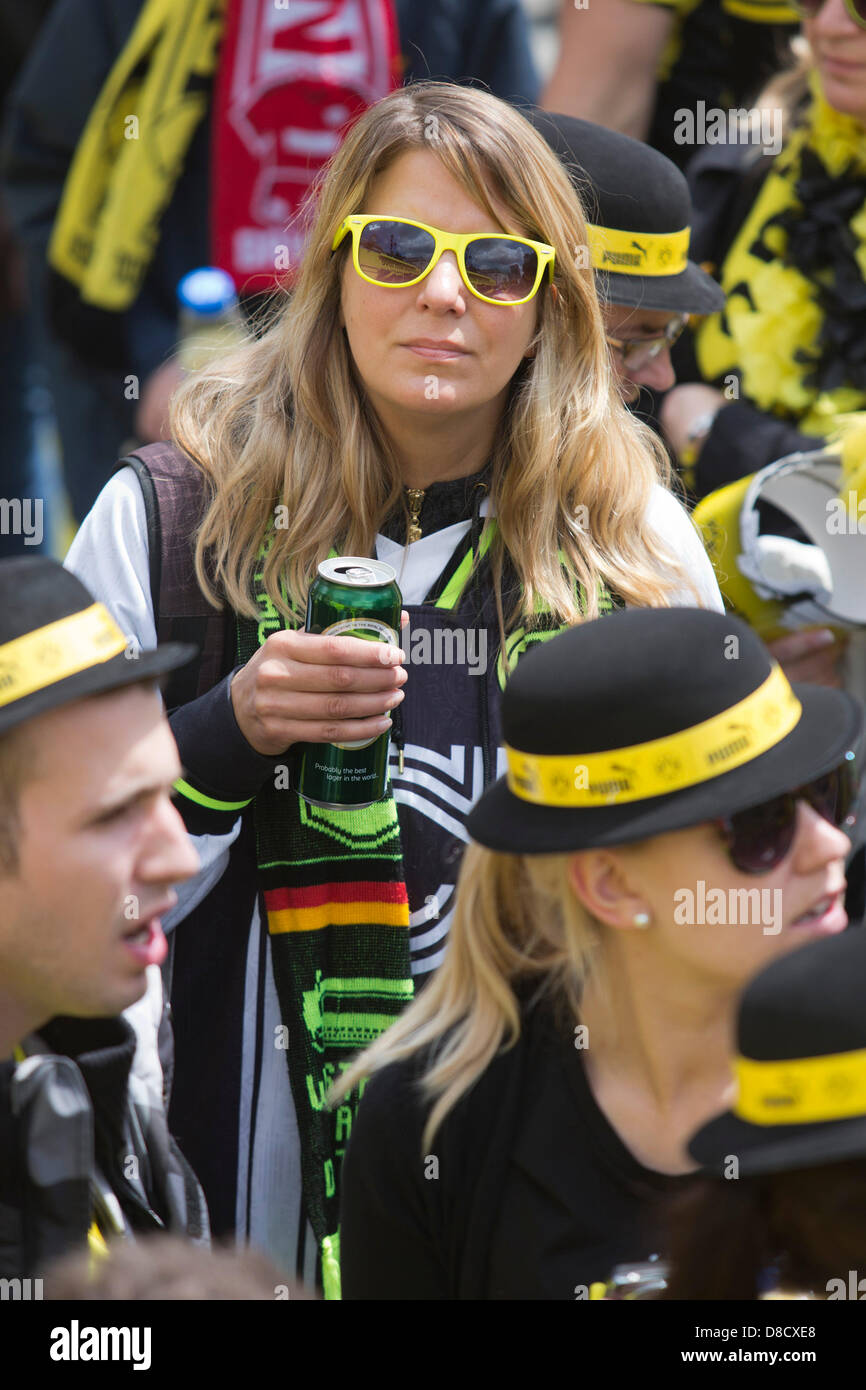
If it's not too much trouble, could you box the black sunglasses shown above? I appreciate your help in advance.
[715,756,859,875]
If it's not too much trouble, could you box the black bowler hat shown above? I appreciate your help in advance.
[528,110,725,316]
[465,608,863,854]
[688,926,866,1176]
[0,557,195,734]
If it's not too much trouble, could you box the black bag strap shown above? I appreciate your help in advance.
[120,452,163,617]
[115,444,234,711]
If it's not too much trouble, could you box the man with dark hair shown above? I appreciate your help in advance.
[0,555,207,1277]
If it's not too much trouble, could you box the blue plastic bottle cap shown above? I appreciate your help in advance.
[177,266,238,315]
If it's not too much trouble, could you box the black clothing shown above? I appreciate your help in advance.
[379,466,491,544]
[649,2,797,173]
[0,1015,208,1278]
[692,398,824,499]
[117,448,510,1261]
[341,1000,695,1300]
[683,137,824,492]
[654,137,824,496]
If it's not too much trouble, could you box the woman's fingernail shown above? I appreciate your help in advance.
[380,645,405,665]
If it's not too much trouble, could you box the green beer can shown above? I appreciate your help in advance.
[297,557,402,809]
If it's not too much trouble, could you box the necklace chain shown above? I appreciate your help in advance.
[405,488,425,543]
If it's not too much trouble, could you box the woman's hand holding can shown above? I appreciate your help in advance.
[230,626,407,757]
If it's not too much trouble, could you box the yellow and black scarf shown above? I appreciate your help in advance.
[696,85,866,437]
[48,0,224,312]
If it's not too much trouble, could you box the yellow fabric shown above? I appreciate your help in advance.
[586,222,690,277]
[48,0,224,311]
[268,901,410,933]
[734,1046,866,1125]
[693,470,792,638]
[87,1222,110,1263]
[695,86,866,439]
[840,419,866,511]
[0,604,127,708]
[723,0,798,18]
[629,0,796,16]
[321,1233,341,1301]
[505,663,800,807]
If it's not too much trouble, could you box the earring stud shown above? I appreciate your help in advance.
[633,912,651,929]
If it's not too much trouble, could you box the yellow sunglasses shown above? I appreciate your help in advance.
[332,215,556,305]
[794,0,866,26]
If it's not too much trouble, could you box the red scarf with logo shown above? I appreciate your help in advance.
[211,0,401,293]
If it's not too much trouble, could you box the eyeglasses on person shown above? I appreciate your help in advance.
[715,755,859,875]
[332,215,556,305]
[794,0,866,28]
[606,314,689,372]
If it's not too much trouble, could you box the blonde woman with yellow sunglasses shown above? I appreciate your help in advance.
[65,82,722,1291]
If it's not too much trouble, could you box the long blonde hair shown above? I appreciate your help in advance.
[171,81,697,631]
[332,843,603,1150]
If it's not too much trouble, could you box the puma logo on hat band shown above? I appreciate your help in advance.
[586,223,690,277]
[505,664,801,807]
[734,1047,866,1126]
[0,604,128,707]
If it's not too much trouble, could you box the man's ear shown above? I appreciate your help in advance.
[567,849,651,933]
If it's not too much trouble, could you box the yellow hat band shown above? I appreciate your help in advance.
[505,664,801,808]
[734,1047,866,1126]
[724,1,799,20]
[0,603,129,709]
[586,223,691,277]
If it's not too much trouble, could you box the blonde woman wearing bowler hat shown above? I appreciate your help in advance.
[337,607,862,1300]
